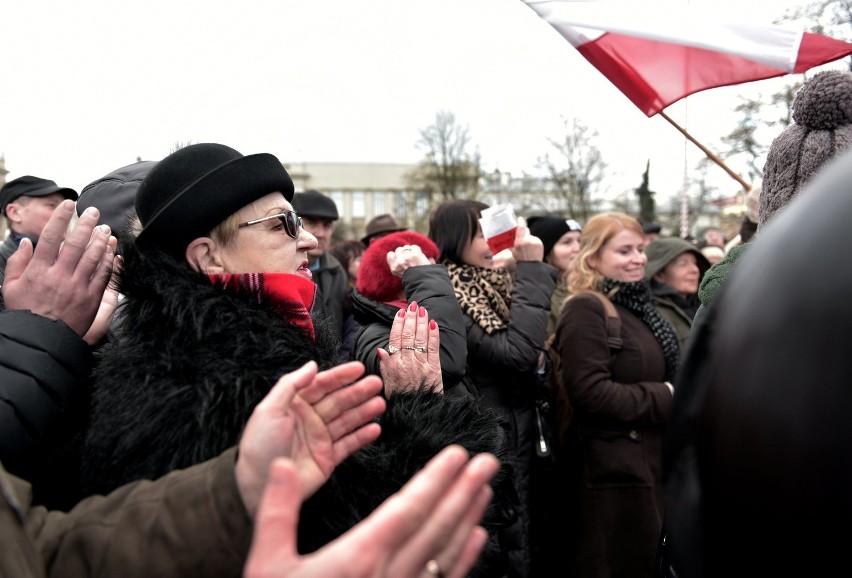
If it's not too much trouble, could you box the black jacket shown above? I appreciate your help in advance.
[81,235,513,576]
[0,310,91,510]
[312,252,348,341]
[350,264,468,391]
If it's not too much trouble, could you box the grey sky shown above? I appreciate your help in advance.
[1,0,825,205]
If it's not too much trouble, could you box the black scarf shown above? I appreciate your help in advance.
[603,278,680,381]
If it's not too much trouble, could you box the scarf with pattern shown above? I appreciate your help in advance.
[208,272,317,340]
[603,278,680,381]
[445,261,512,334]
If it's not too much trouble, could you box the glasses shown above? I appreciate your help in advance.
[238,210,303,239]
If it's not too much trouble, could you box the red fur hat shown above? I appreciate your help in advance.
[356,230,439,303]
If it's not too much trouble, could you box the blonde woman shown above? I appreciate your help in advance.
[551,212,678,578]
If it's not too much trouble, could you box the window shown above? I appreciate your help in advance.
[352,191,365,218]
[373,191,385,214]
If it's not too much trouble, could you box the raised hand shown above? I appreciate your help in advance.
[2,200,117,337]
[376,301,443,396]
[244,445,499,578]
[235,361,386,516]
[511,216,544,262]
[386,243,432,279]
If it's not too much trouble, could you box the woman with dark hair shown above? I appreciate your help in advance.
[551,212,677,578]
[79,144,509,575]
[429,199,558,577]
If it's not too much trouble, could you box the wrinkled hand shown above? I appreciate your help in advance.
[235,361,386,517]
[2,200,117,337]
[377,301,443,396]
[386,244,432,279]
[511,216,544,262]
[244,446,499,578]
[83,254,121,346]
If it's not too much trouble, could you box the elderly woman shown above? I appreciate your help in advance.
[644,237,710,349]
[349,230,469,392]
[551,212,678,578]
[80,144,507,574]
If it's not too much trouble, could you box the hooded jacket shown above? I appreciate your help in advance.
[81,233,512,576]
[644,238,709,349]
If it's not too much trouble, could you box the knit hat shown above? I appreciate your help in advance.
[361,213,406,245]
[527,215,582,258]
[77,160,156,235]
[760,70,852,229]
[0,176,77,216]
[644,237,710,280]
[292,190,338,220]
[134,143,293,256]
[356,230,439,303]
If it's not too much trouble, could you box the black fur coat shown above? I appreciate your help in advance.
[81,236,513,576]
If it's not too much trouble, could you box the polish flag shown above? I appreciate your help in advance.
[522,0,852,116]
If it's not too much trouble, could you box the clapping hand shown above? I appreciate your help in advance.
[2,200,117,337]
[236,361,386,516]
[244,445,498,578]
[376,301,443,396]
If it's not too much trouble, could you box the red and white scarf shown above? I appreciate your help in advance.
[208,272,317,340]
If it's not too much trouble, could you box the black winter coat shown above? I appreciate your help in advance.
[0,310,91,510]
[81,236,512,577]
[462,260,558,577]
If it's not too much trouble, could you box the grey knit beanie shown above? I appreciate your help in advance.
[760,70,852,229]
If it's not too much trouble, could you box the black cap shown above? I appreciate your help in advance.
[0,176,78,216]
[77,160,156,235]
[292,189,339,220]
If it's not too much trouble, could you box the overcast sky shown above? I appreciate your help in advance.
[1,0,832,207]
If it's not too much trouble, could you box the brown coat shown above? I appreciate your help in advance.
[0,449,252,578]
[553,292,673,578]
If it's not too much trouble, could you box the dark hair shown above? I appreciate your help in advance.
[428,199,489,264]
[328,239,366,273]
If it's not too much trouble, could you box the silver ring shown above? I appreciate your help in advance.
[425,559,444,577]
[387,345,400,354]
[402,247,412,252]
[401,346,427,353]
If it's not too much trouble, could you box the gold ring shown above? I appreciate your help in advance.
[387,345,400,354]
[425,559,444,577]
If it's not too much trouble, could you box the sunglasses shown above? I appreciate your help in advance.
[238,210,303,239]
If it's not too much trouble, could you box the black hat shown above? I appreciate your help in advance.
[292,189,339,220]
[135,143,294,256]
[361,213,406,245]
[0,175,77,216]
[642,220,662,235]
[77,160,156,235]
[527,215,582,258]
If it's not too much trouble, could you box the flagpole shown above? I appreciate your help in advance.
[658,110,751,192]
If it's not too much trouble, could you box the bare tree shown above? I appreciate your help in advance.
[410,111,481,205]
[538,117,606,221]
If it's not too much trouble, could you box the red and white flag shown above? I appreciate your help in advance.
[522,0,852,116]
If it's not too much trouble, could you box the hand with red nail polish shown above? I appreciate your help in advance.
[377,301,443,395]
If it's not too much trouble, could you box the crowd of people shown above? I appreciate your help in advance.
[2,69,851,577]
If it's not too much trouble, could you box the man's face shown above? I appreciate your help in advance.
[301,217,336,259]
[5,193,66,238]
